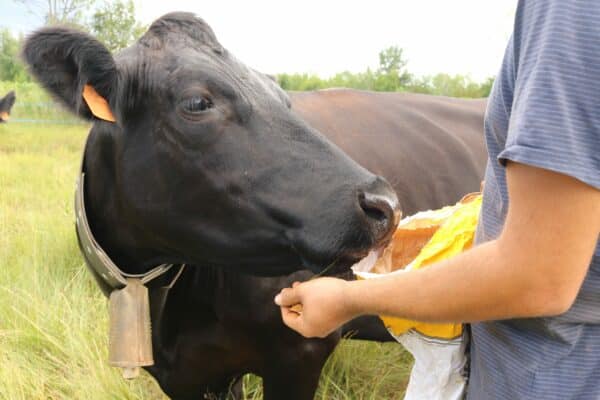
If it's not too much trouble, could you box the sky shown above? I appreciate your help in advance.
[1,0,517,81]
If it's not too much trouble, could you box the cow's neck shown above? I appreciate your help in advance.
[83,129,167,275]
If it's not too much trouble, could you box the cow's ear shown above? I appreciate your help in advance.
[22,27,117,122]
[3,91,16,107]
[0,91,16,112]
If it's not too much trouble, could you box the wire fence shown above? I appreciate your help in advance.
[7,101,84,125]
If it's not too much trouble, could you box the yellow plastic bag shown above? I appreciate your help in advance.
[380,194,481,339]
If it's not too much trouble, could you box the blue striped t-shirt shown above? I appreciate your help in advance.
[469,1,600,399]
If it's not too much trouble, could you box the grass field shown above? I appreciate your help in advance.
[0,122,413,400]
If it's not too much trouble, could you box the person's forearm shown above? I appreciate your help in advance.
[344,238,571,323]
[342,163,600,324]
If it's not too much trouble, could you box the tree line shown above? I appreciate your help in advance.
[278,46,493,98]
[2,1,493,97]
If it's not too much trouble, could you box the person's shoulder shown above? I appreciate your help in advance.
[517,0,600,27]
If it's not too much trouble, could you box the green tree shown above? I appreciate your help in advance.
[378,46,407,75]
[0,29,30,82]
[278,45,493,98]
[405,75,433,94]
[328,69,377,90]
[374,46,411,91]
[420,73,493,98]
[91,0,145,53]
[278,73,326,91]
[478,77,495,97]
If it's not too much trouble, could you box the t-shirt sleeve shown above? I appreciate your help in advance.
[499,1,600,190]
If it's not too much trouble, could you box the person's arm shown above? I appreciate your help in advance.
[275,162,600,338]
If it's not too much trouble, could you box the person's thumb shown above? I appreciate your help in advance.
[274,286,301,307]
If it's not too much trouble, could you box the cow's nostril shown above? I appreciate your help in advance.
[360,195,388,222]
[358,190,400,244]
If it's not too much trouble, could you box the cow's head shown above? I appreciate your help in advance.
[23,13,400,276]
[0,90,16,122]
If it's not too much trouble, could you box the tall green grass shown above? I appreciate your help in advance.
[0,122,412,399]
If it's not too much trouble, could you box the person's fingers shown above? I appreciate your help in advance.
[274,286,301,306]
[280,306,305,333]
[292,281,301,288]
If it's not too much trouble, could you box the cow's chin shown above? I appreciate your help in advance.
[187,251,379,278]
[236,263,303,277]
[183,243,386,278]
[221,255,360,277]
[292,251,360,276]
[307,247,389,277]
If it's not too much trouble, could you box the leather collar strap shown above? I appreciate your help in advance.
[75,173,176,290]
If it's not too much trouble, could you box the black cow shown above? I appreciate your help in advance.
[23,13,486,400]
[0,90,16,122]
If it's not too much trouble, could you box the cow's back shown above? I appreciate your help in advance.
[290,89,487,214]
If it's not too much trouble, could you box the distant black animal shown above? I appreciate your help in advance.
[23,13,485,400]
[0,90,16,122]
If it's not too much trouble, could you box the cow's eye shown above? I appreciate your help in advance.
[181,96,213,113]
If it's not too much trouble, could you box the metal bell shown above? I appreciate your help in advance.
[108,279,154,379]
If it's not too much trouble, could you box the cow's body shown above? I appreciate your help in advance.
[291,90,487,215]
[148,90,487,399]
[23,13,486,400]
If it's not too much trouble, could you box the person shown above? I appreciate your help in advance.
[274,1,600,398]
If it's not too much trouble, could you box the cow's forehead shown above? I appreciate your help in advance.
[116,12,230,80]
[139,12,224,54]
[117,46,259,100]
[114,12,290,109]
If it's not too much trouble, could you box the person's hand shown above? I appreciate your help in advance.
[274,277,359,338]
